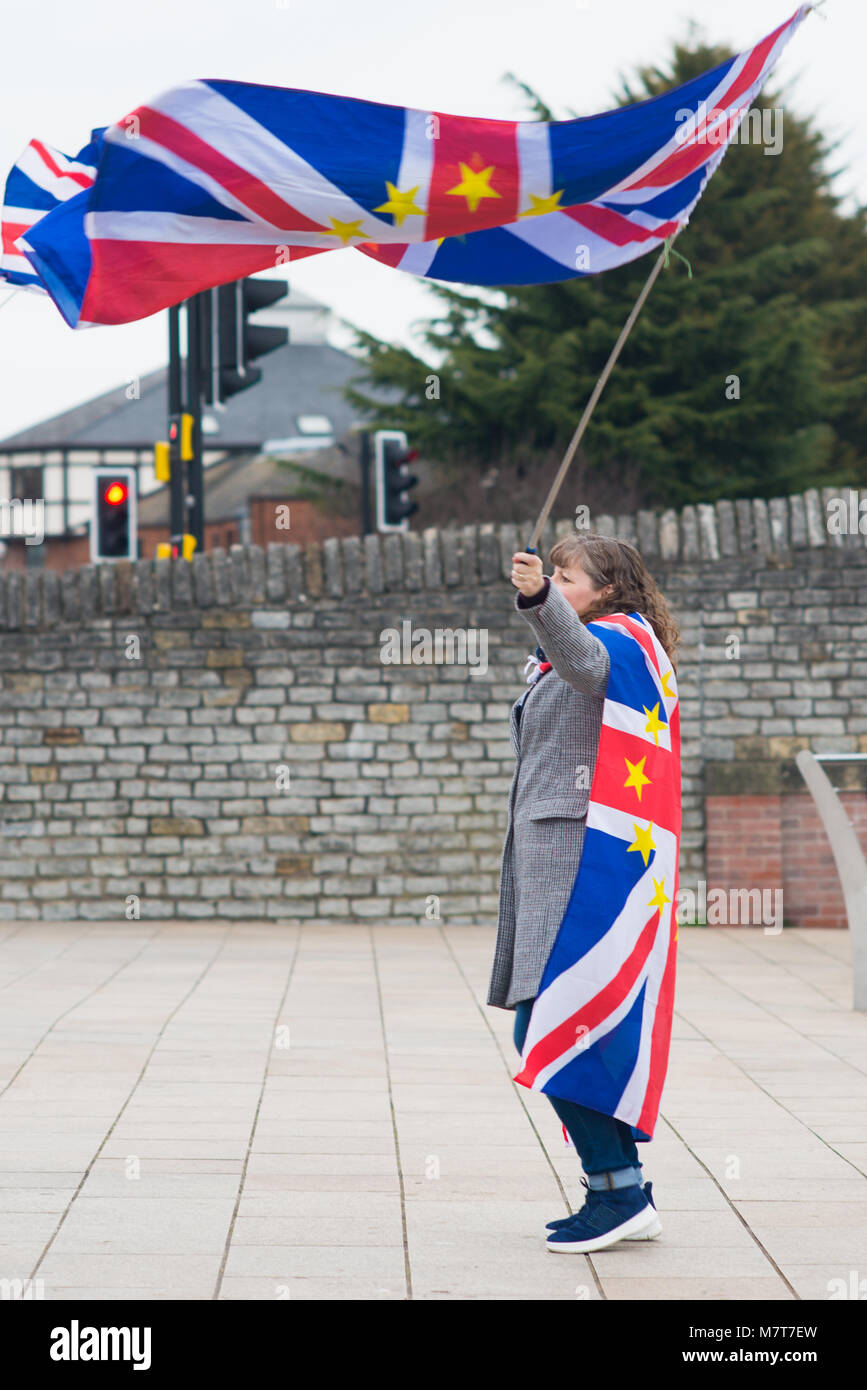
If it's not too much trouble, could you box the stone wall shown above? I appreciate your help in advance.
[0,485,865,923]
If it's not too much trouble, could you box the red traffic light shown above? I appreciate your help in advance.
[104,481,128,506]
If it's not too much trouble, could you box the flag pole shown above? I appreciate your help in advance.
[525,228,682,553]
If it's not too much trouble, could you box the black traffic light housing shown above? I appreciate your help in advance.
[374,430,419,532]
[91,467,136,562]
[203,277,289,404]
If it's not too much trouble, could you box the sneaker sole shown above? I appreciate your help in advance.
[623,1212,662,1240]
[545,1211,662,1239]
[546,1205,659,1253]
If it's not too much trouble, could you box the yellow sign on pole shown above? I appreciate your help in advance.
[180,413,194,461]
[155,536,197,561]
[154,441,170,482]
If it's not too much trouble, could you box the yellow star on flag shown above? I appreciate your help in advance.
[660,669,676,698]
[643,702,667,746]
[323,217,371,246]
[627,821,657,868]
[445,161,501,213]
[648,877,671,912]
[374,182,426,227]
[518,190,565,217]
[623,755,651,802]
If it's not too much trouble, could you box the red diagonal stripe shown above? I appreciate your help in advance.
[80,237,328,325]
[132,106,327,234]
[513,911,660,1085]
[3,221,30,254]
[637,904,678,1134]
[30,140,95,190]
[591,613,663,678]
[626,15,793,191]
[357,242,407,268]
[565,203,678,247]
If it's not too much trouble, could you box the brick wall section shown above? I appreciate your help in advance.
[781,794,867,928]
[706,795,784,900]
[0,484,865,923]
[706,792,867,927]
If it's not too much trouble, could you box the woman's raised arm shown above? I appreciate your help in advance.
[515,575,609,697]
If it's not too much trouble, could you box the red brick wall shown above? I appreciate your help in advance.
[1,534,91,571]
[248,498,359,547]
[706,793,867,928]
[1,506,360,573]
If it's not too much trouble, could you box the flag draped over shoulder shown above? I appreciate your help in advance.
[0,131,104,293]
[12,5,811,328]
[513,612,681,1140]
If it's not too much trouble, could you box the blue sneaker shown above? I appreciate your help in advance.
[546,1180,659,1253]
[546,1178,660,1240]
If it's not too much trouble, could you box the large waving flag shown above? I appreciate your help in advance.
[1,130,104,293]
[513,612,681,1139]
[14,5,811,327]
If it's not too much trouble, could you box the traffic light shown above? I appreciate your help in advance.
[373,430,419,532]
[91,467,136,562]
[203,277,289,404]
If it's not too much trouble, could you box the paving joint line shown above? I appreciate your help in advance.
[0,922,123,999]
[436,923,607,1300]
[212,924,302,1301]
[26,923,237,1287]
[678,953,867,1181]
[0,922,166,1104]
[370,924,413,1302]
[686,926,852,1012]
[658,1112,800,1300]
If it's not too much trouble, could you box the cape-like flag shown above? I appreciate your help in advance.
[0,131,104,293]
[13,5,811,327]
[513,612,681,1139]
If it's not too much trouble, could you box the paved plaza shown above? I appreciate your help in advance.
[1,920,865,1301]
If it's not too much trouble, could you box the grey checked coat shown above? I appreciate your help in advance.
[487,577,611,1011]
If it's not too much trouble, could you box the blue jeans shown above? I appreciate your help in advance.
[513,998,643,1188]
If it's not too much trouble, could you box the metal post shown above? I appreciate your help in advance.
[359,431,373,536]
[168,305,185,549]
[61,448,69,535]
[795,750,867,1009]
[186,293,205,550]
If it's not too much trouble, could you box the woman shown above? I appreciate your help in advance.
[487,531,680,1253]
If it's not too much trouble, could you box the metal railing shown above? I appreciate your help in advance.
[795,751,867,1010]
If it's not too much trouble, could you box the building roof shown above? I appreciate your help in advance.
[136,447,359,525]
[0,341,385,452]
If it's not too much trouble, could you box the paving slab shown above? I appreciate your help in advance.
[0,922,864,1301]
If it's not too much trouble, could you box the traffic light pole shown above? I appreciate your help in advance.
[167,305,186,549]
[359,431,373,535]
[163,277,289,557]
[185,293,205,551]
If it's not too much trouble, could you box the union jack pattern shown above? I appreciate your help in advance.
[11,7,811,326]
[512,611,681,1140]
[1,132,102,293]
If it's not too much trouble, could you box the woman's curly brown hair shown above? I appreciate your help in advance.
[548,532,680,670]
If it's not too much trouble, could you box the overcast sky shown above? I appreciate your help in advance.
[0,0,862,441]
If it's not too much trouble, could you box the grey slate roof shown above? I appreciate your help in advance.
[135,449,352,525]
[0,342,392,451]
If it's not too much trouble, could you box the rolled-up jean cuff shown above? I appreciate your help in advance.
[585,1165,643,1191]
